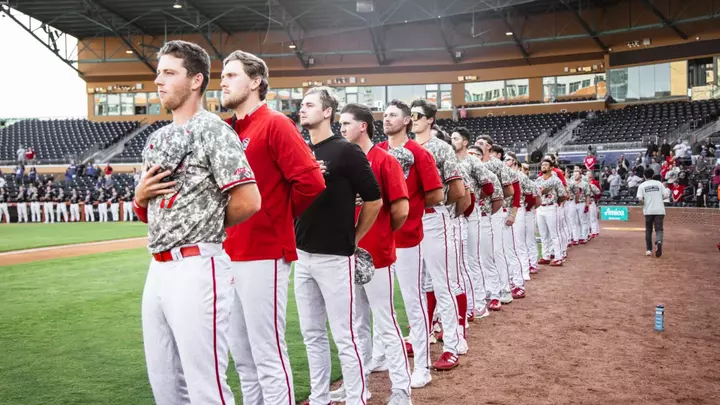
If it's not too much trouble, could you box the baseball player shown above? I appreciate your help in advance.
[97,189,108,222]
[294,87,381,405]
[467,145,505,311]
[84,190,95,222]
[566,167,592,244]
[337,102,412,405]
[29,185,41,222]
[545,154,569,260]
[69,189,80,222]
[376,99,443,389]
[55,189,68,222]
[535,158,567,267]
[0,187,9,223]
[411,99,467,367]
[16,186,28,223]
[41,185,55,223]
[221,50,326,405]
[521,163,541,275]
[109,189,120,222]
[587,171,601,239]
[637,168,669,257]
[132,40,261,405]
[121,186,134,222]
[450,128,494,319]
[505,152,534,281]
[475,136,521,303]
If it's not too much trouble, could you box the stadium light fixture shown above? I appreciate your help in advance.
[289,43,297,49]
[126,50,133,54]
[506,32,513,36]
[173,0,183,9]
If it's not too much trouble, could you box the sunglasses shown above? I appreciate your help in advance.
[411,111,427,121]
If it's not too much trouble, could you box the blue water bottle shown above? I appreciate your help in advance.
[654,304,664,332]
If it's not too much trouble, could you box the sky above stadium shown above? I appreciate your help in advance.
[0,10,87,118]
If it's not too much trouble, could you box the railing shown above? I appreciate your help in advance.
[559,141,645,153]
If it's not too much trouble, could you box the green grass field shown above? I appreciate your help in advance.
[0,248,410,405]
[0,223,148,252]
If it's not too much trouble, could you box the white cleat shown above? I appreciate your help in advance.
[476,305,490,319]
[645,250,652,256]
[368,357,388,373]
[410,368,432,388]
[387,390,412,405]
[329,385,372,402]
[457,337,469,355]
[500,291,513,304]
[428,333,438,344]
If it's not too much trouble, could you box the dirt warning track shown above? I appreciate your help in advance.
[0,237,148,266]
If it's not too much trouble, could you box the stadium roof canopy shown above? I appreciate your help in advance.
[5,0,624,39]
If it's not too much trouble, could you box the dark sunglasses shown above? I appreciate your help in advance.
[411,111,427,121]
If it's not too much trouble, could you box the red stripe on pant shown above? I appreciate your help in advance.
[441,214,462,349]
[387,267,411,393]
[347,258,367,405]
[211,257,228,405]
[272,260,293,405]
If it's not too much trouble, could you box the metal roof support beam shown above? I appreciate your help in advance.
[641,0,688,40]
[81,0,156,73]
[369,25,389,66]
[0,6,84,77]
[437,18,461,63]
[500,11,531,64]
[269,0,309,68]
[558,0,608,52]
[184,0,232,36]
[80,0,151,37]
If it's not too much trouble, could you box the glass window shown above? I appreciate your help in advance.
[147,92,161,115]
[388,85,428,106]
[94,94,108,116]
[440,91,452,109]
[543,77,556,101]
[569,81,581,94]
[608,62,685,101]
[134,93,147,115]
[440,84,452,91]
[505,79,529,100]
[332,87,348,110]
[595,73,607,98]
[358,86,386,111]
[205,90,222,113]
[464,80,505,102]
[120,93,134,116]
[426,84,438,91]
[107,94,120,116]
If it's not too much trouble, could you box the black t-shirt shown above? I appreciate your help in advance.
[295,135,381,256]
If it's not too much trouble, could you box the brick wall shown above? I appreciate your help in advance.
[625,207,720,227]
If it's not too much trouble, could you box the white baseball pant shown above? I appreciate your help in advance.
[512,206,531,281]
[499,209,525,289]
[478,212,502,301]
[70,204,80,222]
[537,205,561,261]
[490,210,512,296]
[523,209,539,270]
[569,201,589,242]
[465,207,487,312]
[56,203,69,222]
[111,203,120,221]
[228,259,294,405]
[17,202,28,223]
[373,244,431,372]
[589,202,599,236]
[355,266,411,395]
[0,203,9,223]
[43,202,55,223]
[98,203,108,222]
[561,204,570,256]
[84,204,95,222]
[123,202,134,222]
[30,202,41,222]
[421,207,461,355]
[142,243,236,405]
[294,250,366,405]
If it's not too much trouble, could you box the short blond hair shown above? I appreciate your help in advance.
[223,50,269,100]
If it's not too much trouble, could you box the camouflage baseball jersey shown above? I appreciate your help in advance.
[566,179,592,203]
[588,182,601,198]
[142,109,256,254]
[484,156,518,186]
[477,169,503,216]
[421,137,462,204]
[458,154,491,199]
[535,173,567,205]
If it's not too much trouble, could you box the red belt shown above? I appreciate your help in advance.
[425,208,436,214]
[541,203,555,206]
[152,245,201,262]
[481,212,488,217]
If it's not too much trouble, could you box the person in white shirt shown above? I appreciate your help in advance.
[627,173,643,193]
[607,169,621,198]
[636,168,670,257]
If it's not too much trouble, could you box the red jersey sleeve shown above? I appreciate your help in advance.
[268,116,326,218]
[416,147,443,193]
[383,154,409,203]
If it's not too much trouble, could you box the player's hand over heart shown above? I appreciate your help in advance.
[505,214,515,226]
[317,160,328,176]
[134,165,177,208]
[355,193,363,206]
[584,205,589,213]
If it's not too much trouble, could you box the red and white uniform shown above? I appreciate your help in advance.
[224,103,325,405]
[553,167,570,258]
[354,146,411,396]
[376,139,442,384]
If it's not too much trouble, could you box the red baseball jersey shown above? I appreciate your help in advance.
[553,167,567,187]
[223,104,326,262]
[356,146,409,268]
[377,139,442,248]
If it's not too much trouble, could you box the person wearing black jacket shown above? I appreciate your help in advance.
[55,189,69,222]
[41,185,55,223]
[29,186,41,222]
[83,190,95,222]
[15,186,28,223]
[69,188,81,222]
[293,87,382,405]
[121,186,134,222]
[0,187,9,223]
[660,139,671,159]
[97,189,107,222]
[109,188,120,222]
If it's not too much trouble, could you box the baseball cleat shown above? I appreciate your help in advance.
[428,333,438,344]
[645,250,652,256]
[386,390,411,405]
[475,305,490,319]
[549,254,555,260]
[410,368,432,388]
[579,239,587,244]
[488,299,502,311]
[435,330,444,342]
[655,241,662,257]
[433,321,443,334]
[368,357,388,373]
[529,266,539,274]
[329,385,346,402]
[549,259,563,267]
[511,287,526,299]
[433,352,460,371]
[500,291,513,304]
[537,258,551,265]
[467,312,475,322]
[457,338,469,355]
[405,341,414,357]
